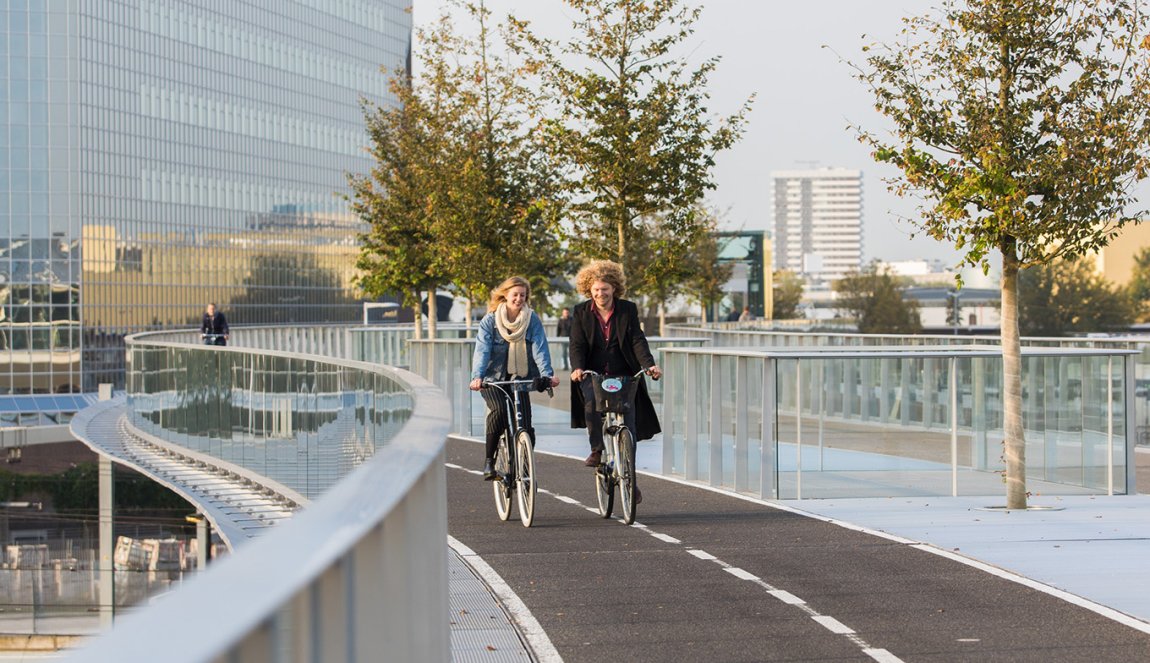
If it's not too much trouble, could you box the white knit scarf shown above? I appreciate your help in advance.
[495,303,531,377]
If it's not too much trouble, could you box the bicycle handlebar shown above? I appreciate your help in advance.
[579,368,659,381]
[481,377,555,397]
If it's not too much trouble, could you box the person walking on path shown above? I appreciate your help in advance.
[556,307,572,369]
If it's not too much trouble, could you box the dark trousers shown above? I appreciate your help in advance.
[579,380,636,452]
[481,388,534,459]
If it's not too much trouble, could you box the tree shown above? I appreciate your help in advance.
[1018,257,1138,336]
[428,1,567,328]
[348,37,458,338]
[772,270,805,320]
[833,266,922,334]
[851,0,1150,508]
[511,0,752,296]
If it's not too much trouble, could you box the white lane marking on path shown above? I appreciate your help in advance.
[445,453,906,662]
[865,648,904,663]
[812,615,855,634]
[724,567,759,581]
[769,590,805,605]
[448,535,562,663]
[605,458,1150,637]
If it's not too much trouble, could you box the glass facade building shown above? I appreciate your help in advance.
[0,0,411,416]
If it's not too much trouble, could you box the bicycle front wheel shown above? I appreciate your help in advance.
[514,430,536,527]
[493,433,512,521]
[617,427,637,525]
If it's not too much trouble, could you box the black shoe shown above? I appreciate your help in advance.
[635,487,642,505]
[584,449,602,467]
[482,459,497,481]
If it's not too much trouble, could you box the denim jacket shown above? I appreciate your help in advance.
[470,310,554,383]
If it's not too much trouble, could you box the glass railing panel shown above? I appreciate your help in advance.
[125,337,416,501]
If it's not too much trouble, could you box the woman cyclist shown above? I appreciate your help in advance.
[469,276,560,480]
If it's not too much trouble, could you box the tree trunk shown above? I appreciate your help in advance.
[1000,241,1027,509]
[465,299,474,338]
[659,304,666,337]
[412,292,423,341]
[428,291,438,338]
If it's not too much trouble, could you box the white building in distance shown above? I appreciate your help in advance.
[772,168,863,283]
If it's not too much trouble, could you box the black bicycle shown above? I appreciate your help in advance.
[482,378,551,527]
[583,369,652,525]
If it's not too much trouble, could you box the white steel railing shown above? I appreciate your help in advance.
[66,330,452,663]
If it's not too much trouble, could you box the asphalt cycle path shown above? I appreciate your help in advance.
[446,437,1150,662]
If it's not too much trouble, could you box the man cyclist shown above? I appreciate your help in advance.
[568,260,662,504]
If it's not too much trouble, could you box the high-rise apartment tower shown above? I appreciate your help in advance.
[771,168,863,283]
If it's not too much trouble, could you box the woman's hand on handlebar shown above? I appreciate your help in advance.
[469,377,483,391]
[549,375,560,388]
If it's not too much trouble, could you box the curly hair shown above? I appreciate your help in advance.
[487,276,531,313]
[575,260,627,299]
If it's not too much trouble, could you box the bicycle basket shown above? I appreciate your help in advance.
[590,374,639,414]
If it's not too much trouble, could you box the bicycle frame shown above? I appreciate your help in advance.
[482,378,543,527]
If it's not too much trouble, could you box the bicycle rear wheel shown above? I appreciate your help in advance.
[514,430,536,527]
[493,433,512,521]
[617,427,637,524]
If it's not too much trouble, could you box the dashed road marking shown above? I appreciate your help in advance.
[724,567,759,581]
[446,460,905,663]
[813,615,855,635]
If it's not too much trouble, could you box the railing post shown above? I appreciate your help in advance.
[685,354,699,481]
[710,354,722,487]
[950,356,958,497]
[735,356,748,493]
[760,357,777,499]
[1125,353,1137,495]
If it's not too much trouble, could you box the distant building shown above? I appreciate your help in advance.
[772,168,863,283]
[714,231,772,320]
[0,1,412,415]
[1092,222,1150,286]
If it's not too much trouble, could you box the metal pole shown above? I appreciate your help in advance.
[1107,356,1114,496]
[950,357,958,496]
[796,361,803,500]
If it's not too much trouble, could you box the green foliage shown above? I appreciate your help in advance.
[350,3,568,314]
[853,0,1150,275]
[1018,257,1138,336]
[771,270,805,320]
[833,265,922,334]
[511,0,752,297]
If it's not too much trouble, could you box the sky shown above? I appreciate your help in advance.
[411,1,971,266]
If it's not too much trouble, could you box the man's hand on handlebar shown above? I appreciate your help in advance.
[469,377,483,391]
[646,365,662,381]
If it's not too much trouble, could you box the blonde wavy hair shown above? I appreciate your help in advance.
[575,260,627,299]
[487,276,531,313]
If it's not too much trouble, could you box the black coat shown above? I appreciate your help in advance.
[568,298,661,440]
